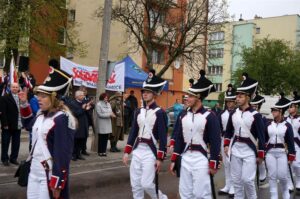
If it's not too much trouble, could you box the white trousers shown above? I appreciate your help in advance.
[258,161,267,181]
[291,144,300,188]
[221,138,234,193]
[266,150,290,199]
[179,151,211,199]
[130,144,167,199]
[231,154,257,199]
[27,159,50,199]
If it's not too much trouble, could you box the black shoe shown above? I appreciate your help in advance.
[9,160,19,165]
[2,161,9,166]
[77,155,85,160]
[229,194,234,198]
[82,151,90,156]
[102,153,107,157]
[218,190,229,195]
[259,177,266,183]
[114,147,121,152]
[289,189,294,193]
[110,148,116,152]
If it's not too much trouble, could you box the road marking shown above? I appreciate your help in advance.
[70,165,127,176]
[0,165,128,186]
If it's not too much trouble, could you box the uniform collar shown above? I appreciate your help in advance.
[145,102,158,110]
[238,106,252,112]
[289,114,299,119]
[188,105,206,114]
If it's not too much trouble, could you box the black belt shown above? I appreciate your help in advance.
[137,137,153,144]
[185,143,207,157]
[266,143,285,151]
[294,138,300,147]
[234,136,252,144]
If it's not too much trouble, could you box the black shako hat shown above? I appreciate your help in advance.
[36,67,72,96]
[271,92,291,113]
[48,59,60,69]
[291,91,300,106]
[236,72,258,98]
[250,92,265,106]
[142,69,167,95]
[225,84,236,101]
[187,70,216,99]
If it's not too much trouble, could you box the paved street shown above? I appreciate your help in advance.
[0,131,300,198]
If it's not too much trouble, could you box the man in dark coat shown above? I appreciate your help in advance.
[69,90,89,161]
[0,82,22,166]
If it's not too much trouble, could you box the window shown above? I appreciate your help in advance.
[256,27,260,34]
[68,9,76,22]
[215,83,222,92]
[149,10,165,28]
[209,32,225,41]
[152,49,165,65]
[208,48,224,58]
[57,27,66,45]
[208,66,223,75]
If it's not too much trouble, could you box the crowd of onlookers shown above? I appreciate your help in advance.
[0,71,138,166]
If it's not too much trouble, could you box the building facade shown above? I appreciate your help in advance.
[207,14,300,102]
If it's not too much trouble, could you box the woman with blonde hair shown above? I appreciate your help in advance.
[20,66,76,199]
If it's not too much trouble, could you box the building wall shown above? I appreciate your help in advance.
[68,0,129,67]
[207,14,300,101]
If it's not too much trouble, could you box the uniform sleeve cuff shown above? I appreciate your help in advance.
[224,138,231,147]
[124,145,132,154]
[171,153,179,162]
[288,154,296,161]
[209,160,218,169]
[20,103,32,118]
[157,150,165,160]
[258,150,265,159]
[169,139,175,147]
[49,175,60,189]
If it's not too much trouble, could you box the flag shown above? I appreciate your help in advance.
[9,56,17,84]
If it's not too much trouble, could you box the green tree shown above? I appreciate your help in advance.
[0,0,86,70]
[232,38,300,95]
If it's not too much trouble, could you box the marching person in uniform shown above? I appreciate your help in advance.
[286,91,300,191]
[169,70,221,199]
[265,93,295,199]
[250,93,268,184]
[224,73,265,199]
[19,66,76,199]
[122,69,168,199]
[218,84,236,198]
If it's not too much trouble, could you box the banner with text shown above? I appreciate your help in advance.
[105,61,125,92]
[60,57,98,89]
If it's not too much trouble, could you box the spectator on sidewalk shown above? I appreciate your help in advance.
[0,83,22,166]
[109,92,124,152]
[96,93,115,157]
[69,90,89,161]
[79,86,95,156]
[173,99,184,122]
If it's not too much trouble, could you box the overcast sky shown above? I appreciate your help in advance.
[228,0,300,20]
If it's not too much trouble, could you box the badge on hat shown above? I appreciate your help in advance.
[236,72,258,98]
[225,84,236,101]
[142,69,167,95]
[36,66,72,96]
[186,70,216,99]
